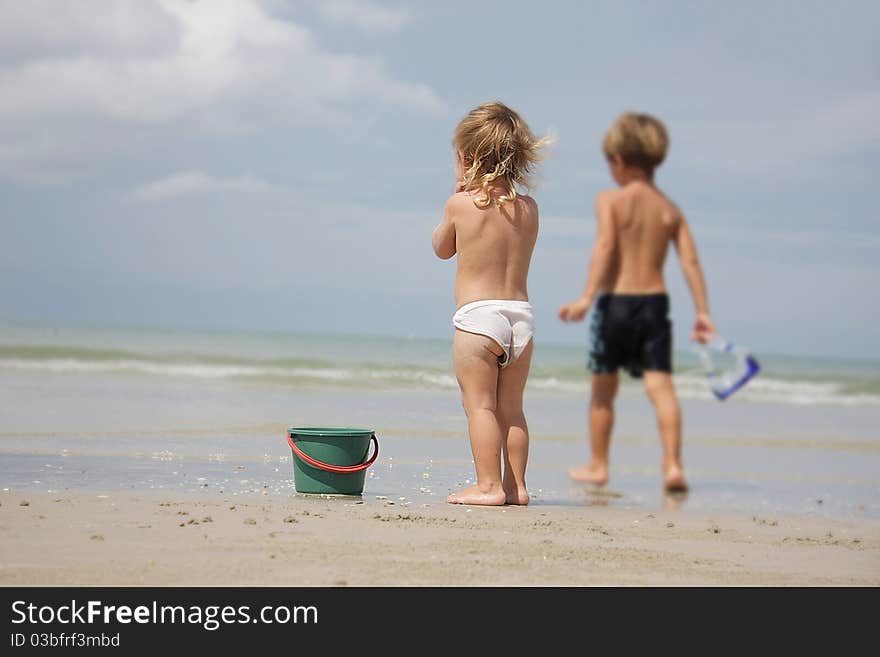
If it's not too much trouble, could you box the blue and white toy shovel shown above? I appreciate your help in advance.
[695,335,761,401]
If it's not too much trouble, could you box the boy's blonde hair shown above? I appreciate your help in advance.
[453,101,549,208]
[602,112,669,174]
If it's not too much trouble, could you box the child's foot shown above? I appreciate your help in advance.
[569,463,608,486]
[503,483,530,506]
[447,484,506,506]
[663,464,689,493]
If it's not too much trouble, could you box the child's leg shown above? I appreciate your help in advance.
[570,372,618,485]
[496,339,534,505]
[642,371,688,492]
[448,330,506,506]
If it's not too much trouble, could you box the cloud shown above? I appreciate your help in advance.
[0,0,443,123]
[131,170,271,202]
[0,1,175,58]
[0,0,445,180]
[311,0,411,32]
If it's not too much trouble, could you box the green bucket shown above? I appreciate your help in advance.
[286,427,379,495]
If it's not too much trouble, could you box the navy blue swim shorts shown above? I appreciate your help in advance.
[588,293,672,377]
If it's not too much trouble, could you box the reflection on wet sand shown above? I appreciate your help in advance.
[663,490,688,511]
[566,481,690,511]
[568,483,625,508]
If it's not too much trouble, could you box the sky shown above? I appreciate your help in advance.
[1,0,878,359]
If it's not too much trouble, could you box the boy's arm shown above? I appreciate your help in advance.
[558,191,616,322]
[672,213,715,342]
[432,196,457,260]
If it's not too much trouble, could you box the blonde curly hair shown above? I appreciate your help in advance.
[453,101,550,208]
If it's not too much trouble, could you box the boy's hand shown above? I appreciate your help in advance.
[558,298,591,323]
[691,313,716,343]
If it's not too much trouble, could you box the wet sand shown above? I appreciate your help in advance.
[1,490,877,586]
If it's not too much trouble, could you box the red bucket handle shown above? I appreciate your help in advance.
[287,431,379,474]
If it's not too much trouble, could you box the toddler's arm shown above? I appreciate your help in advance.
[672,213,715,342]
[558,191,616,322]
[432,195,457,260]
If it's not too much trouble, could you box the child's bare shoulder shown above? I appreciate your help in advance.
[595,187,624,211]
[655,187,685,224]
[516,193,539,214]
[443,191,474,217]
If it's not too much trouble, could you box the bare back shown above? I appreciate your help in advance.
[448,192,538,307]
[603,181,680,294]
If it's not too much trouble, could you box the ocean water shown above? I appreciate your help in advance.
[1,319,878,519]
[2,319,878,406]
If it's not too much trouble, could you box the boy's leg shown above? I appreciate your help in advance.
[642,371,688,493]
[496,339,534,505]
[448,330,507,505]
[570,372,618,485]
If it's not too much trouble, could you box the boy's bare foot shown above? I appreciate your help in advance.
[503,483,530,506]
[569,463,608,486]
[447,484,506,506]
[663,464,689,493]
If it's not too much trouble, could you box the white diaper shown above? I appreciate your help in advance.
[452,299,534,368]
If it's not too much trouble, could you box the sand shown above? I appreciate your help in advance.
[1,489,877,586]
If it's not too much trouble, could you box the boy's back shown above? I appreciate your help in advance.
[558,111,714,494]
[602,180,680,295]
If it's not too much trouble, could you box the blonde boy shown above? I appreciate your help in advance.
[559,112,715,493]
